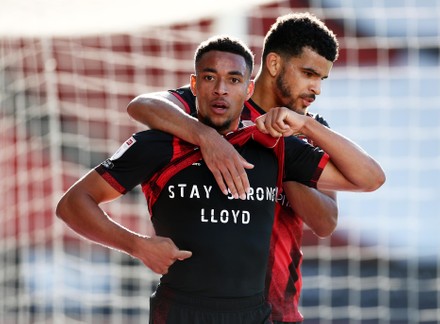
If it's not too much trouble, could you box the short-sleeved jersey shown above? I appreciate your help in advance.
[96,126,327,299]
[169,85,331,322]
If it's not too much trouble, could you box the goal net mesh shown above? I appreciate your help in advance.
[1,1,439,323]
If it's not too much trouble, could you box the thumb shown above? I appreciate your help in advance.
[176,250,192,261]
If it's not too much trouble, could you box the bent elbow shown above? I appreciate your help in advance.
[126,101,134,116]
[126,97,142,119]
[314,223,337,239]
[55,196,67,221]
[55,193,75,223]
[313,205,339,239]
[364,169,386,192]
[315,226,336,239]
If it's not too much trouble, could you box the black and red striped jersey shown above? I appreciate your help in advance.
[168,85,331,322]
[95,123,327,300]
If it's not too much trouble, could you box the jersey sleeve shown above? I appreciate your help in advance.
[283,136,329,189]
[310,112,330,128]
[95,130,173,194]
[168,85,196,115]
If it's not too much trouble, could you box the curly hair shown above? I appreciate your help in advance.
[262,12,339,62]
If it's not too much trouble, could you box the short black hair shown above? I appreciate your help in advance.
[262,12,339,62]
[194,35,254,76]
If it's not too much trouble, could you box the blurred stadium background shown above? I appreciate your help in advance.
[1,0,439,323]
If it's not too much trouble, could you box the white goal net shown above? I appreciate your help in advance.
[1,1,439,323]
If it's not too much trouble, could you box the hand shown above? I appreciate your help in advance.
[255,107,305,138]
[199,130,254,199]
[134,235,192,275]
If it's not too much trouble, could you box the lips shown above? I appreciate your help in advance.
[211,100,229,113]
[302,96,315,107]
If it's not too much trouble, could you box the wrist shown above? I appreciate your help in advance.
[126,233,148,258]
[194,124,220,147]
[298,115,314,137]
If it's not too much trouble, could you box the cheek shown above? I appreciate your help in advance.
[196,97,208,113]
[290,79,308,96]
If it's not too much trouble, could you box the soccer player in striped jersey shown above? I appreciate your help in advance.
[127,13,385,324]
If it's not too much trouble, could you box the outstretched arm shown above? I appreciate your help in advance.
[127,92,253,199]
[255,107,386,192]
[56,170,192,274]
[283,181,338,238]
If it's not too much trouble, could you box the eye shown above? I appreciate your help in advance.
[230,77,241,84]
[204,75,215,81]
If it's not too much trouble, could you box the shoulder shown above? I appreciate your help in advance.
[111,130,173,160]
[133,129,173,142]
[284,135,311,147]
[169,85,196,114]
[169,85,192,97]
[283,135,325,161]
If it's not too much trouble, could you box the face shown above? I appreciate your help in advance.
[274,47,333,115]
[190,50,254,134]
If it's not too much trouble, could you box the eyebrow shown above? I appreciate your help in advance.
[202,67,245,77]
[303,67,328,80]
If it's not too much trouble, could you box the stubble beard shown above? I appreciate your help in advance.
[198,113,232,134]
[275,69,307,116]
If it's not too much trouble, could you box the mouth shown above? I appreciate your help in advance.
[211,100,229,114]
[302,95,315,107]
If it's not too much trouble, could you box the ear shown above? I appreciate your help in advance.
[190,74,197,96]
[246,80,255,101]
[266,52,281,77]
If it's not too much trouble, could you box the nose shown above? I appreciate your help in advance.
[213,79,228,95]
[310,79,322,96]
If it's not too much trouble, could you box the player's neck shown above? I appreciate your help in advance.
[251,78,275,113]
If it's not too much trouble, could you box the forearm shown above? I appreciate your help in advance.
[56,190,145,256]
[301,117,386,192]
[56,187,192,275]
[283,181,338,238]
[255,108,386,192]
[127,94,218,147]
[127,93,254,198]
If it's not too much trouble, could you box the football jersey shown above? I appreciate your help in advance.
[169,85,331,322]
[96,125,327,299]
